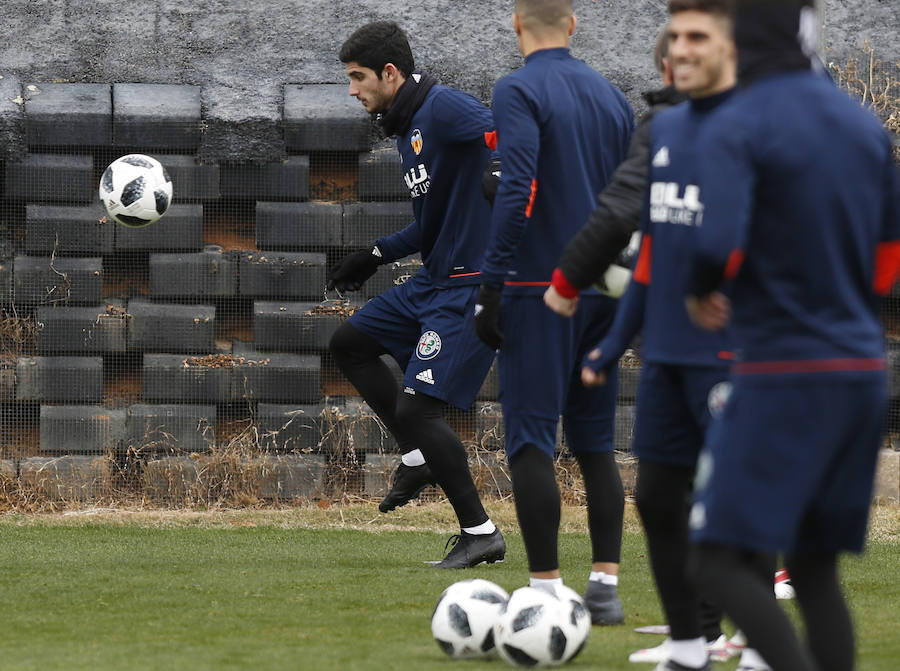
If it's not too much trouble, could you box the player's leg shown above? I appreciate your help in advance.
[498,295,573,593]
[397,283,502,567]
[785,552,852,671]
[692,543,813,671]
[328,291,436,511]
[395,390,505,568]
[563,327,625,624]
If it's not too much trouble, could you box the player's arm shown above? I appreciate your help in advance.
[686,124,756,330]
[552,113,655,300]
[480,80,540,286]
[473,80,540,350]
[431,88,495,143]
[873,153,900,296]
[581,234,650,386]
[375,219,423,263]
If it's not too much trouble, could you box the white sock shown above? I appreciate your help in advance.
[738,648,772,670]
[668,637,708,668]
[401,449,425,467]
[462,519,496,535]
[589,571,618,586]
[530,577,563,595]
[729,629,748,646]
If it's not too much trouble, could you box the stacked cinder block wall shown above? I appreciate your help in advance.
[0,1,897,504]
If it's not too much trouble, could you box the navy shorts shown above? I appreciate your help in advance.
[690,370,887,554]
[498,294,618,460]
[631,363,731,468]
[348,274,495,410]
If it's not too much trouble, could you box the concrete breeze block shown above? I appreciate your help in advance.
[16,356,103,402]
[25,203,115,256]
[0,358,15,401]
[127,403,216,454]
[342,201,413,248]
[239,251,326,300]
[284,84,374,152]
[158,155,221,201]
[244,454,327,500]
[113,83,202,149]
[0,74,24,159]
[39,405,127,454]
[219,156,309,200]
[36,302,128,354]
[142,353,233,403]
[114,203,204,251]
[363,452,401,498]
[232,341,321,403]
[322,398,397,454]
[358,145,406,200]
[25,83,112,146]
[13,255,102,305]
[4,153,94,203]
[257,403,327,452]
[255,201,342,250]
[364,255,423,298]
[149,247,238,298]
[254,301,354,352]
[127,299,215,354]
[19,455,112,501]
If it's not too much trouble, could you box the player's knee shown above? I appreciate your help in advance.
[328,321,358,361]
[395,390,444,426]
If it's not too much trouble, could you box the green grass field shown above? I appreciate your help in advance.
[0,502,897,671]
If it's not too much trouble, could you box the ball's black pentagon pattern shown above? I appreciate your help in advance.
[472,589,506,605]
[122,155,155,169]
[116,213,153,227]
[502,644,539,667]
[549,625,567,661]
[480,627,495,653]
[447,602,472,638]
[436,639,455,656]
[154,188,170,214]
[121,175,147,207]
[101,166,114,194]
[569,599,587,626]
[511,604,543,632]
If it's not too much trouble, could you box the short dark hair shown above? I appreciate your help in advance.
[338,21,415,79]
[668,0,735,18]
[653,25,670,73]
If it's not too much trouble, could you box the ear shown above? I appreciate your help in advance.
[661,58,674,87]
[569,14,577,36]
[382,63,399,81]
[513,12,522,36]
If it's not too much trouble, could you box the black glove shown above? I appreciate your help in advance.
[481,157,501,207]
[326,245,382,292]
[473,283,504,350]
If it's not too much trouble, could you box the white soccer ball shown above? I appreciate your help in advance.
[431,578,510,659]
[99,154,173,227]
[493,586,591,667]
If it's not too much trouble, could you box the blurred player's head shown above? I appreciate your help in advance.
[513,0,576,57]
[653,24,675,86]
[734,0,817,85]
[339,21,414,113]
[667,0,737,97]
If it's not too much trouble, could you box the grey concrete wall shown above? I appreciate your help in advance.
[0,0,895,160]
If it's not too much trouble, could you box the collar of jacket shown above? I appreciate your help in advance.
[378,71,437,137]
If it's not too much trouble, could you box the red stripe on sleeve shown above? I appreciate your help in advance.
[484,131,498,150]
[551,268,579,298]
[525,179,538,218]
[873,240,900,296]
[632,235,652,284]
[724,249,745,280]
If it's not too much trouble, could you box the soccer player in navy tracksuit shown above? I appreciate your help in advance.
[328,21,505,569]
[472,0,634,624]
[579,2,767,669]
[685,2,900,670]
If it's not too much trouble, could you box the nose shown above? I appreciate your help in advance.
[348,82,359,97]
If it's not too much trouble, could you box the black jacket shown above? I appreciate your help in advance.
[556,85,686,290]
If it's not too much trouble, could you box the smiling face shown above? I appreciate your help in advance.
[667,10,736,97]
[345,61,402,113]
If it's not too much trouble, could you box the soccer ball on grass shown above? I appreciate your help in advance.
[99,154,173,227]
[431,578,510,659]
[493,585,591,667]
